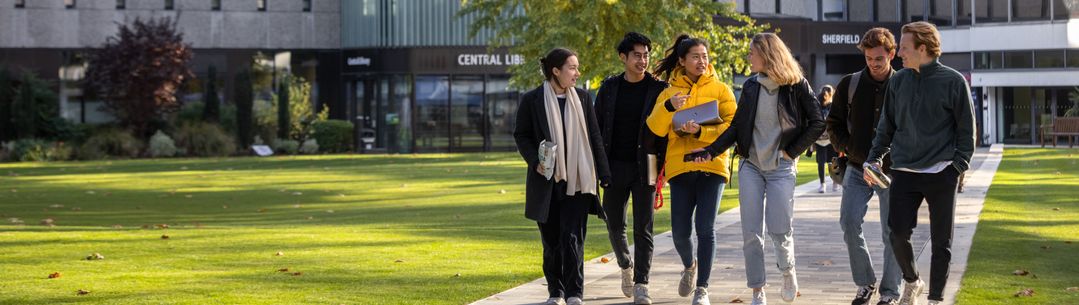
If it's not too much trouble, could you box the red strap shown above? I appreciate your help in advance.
[653,168,666,210]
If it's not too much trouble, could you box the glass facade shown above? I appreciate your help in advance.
[997,87,1078,144]
[342,0,502,48]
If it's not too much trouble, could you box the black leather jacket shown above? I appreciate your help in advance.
[706,76,825,159]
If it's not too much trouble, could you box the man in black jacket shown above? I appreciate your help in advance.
[594,32,668,305]
[827,27,902,305]
[865,22,976,305]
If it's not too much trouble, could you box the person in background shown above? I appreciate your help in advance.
[810,84,838,193]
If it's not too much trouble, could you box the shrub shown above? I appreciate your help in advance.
[311,120,354,153]
[148,130,178,157]
[174,122,236,157]
[78,129,141,160]
[273,138,299,155]
[299,139,319,154]
[177,101,236,134]
[9,139,72,162]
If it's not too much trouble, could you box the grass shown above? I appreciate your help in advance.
[0,153,816,304]
[956,148,1079,304]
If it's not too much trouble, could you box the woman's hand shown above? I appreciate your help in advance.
[679,120,701,134]
[670,92,689,110]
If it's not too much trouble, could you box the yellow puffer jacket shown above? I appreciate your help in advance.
[646,65,737,181]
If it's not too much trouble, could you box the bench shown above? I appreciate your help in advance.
[1040,117,1079,148]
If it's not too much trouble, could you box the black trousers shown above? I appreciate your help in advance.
[814,143,834,183]
[538,182,591,299]
[601,160,655,284]
[888,167,960,301]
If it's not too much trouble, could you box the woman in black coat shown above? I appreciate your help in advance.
[513,48,611,305]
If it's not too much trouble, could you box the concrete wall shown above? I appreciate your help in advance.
[0,0,339,49]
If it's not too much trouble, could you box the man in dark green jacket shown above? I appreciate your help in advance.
[864,22,975,305]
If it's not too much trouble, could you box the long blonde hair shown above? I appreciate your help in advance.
[751,33,803,86]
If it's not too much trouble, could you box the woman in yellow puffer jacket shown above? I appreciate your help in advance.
[644,34,736,305]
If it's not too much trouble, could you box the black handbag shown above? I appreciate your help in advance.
[829,156,847,185]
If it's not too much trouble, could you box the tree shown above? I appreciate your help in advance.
[0,67,13,141]
[11,72,59,140]
[276,76,290,139]
[234,69,254,147]
[202,66,220,123]
[459,0,767,89]
[84,17,194,137]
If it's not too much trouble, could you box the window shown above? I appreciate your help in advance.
[303,0,312,12]
[976,0,1009,23]
[257,0,266,11]
[1068,50,1079,68]
[878,0,901,22]
[165,0,174,10]
[14,0,24,8]
[414,76,450,152]
[450,76,485,152]
[1053,0,1078,19]
[212,0,220,11]
[1004,50,1033,69]
[957,0,973,25]
[974,51,1004,69]
[116,0,125,9]
[929,0,953,26]
[64,0,75,9]
[850,0,873,21]
[486,76,518,151]
[905,0,926,22]
[1013,0,1051,21]
[1035,50,1066,68]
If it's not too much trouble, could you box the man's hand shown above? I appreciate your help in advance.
[863,161,880,187]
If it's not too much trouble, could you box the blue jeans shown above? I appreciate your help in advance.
[668,171,727,288]
[738,158,797,288]
[840,165,902,298]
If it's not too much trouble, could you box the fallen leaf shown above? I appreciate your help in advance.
[395,259,405,263]
[600,257,610,263]
[180,166,188,170]
[729,297,744,303]
[499,189,507,194]
[161,235,170,239]
[222,205,228,209]
[326,210,335,213]
[292,272,303,276]
[156,224,169,229]
[111,224,123,229]
[1053,208,1061,211]
[796,291,802,297]
[292,192,302,196]
[293,204,302,208]
[7,218,23,224]
[1013,269,1030,276]
[814,259,834,266]
[275,252,284,256]
[77,289,90,295]
[277,268,290,272]
[48,272,61,279]
[1014,288,1035,297]
[401,184,408,188]
[40,218,55,226]
[86,253,105,260]
[141,224,150,229]
[1041,245,1051,250]
[184,195,193,198]
[724,266,734,269]
[1066,287,1078,292]
[86,191,95,195]
[258,208,267,213]
[71,207,81,211]
[1066,241,1073,244]
[453,273,461,277]
[306,216,314,220]
[49,204,65,208]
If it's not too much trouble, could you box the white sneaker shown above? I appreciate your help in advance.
[692,287,711,305]
[818,183,826,193]
[832,182,842,192]
[927,301,941,305]
[898,279,925,305]
[781,268,798,303]
[566,296,583,305]
[751,290,767,305]
[633,283,652,305]
[544,297,566,305]
[621,265,634,297]
[679,260,697,297]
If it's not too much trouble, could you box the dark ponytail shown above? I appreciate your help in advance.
[540,48,577,82]
[654,34,709,81]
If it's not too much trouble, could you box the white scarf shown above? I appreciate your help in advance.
[542,81,597,196]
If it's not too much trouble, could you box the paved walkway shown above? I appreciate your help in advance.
[472,145,1002,305]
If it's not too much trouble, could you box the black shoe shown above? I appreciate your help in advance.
[876,295,899,305]
[852,285,876,305]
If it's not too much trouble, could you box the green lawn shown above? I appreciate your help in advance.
[956,148,1079,304]
[0,153,816,304]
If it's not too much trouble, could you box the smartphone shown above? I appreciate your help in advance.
[683,150,712,162]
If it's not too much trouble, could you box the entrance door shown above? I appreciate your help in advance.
[352,77,387,152]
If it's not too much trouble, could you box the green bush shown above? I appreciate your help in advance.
[148,130,178,158]
[311,120,354,153]
[273,138,299,155]
[9,139,72,162]
[78,129,142,160]
[177,101,237,134]
[299,139,319,154]
[174,122,236,157]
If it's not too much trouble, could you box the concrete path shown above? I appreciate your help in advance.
[472,145,1002,305]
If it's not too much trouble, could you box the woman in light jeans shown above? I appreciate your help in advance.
[692,33,825,305]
